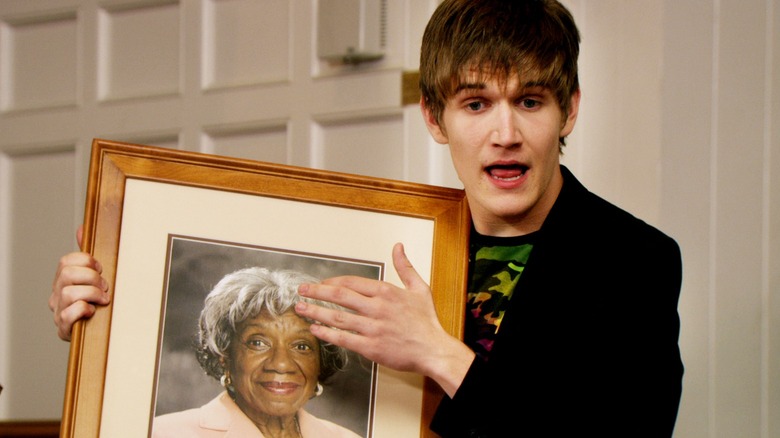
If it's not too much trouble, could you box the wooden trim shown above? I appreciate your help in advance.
[402,70,421,106]
[0,421,60,438]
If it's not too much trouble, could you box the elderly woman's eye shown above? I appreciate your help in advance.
[293,342,313,352]
[245,338,269,350]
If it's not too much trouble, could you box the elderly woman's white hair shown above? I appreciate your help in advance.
[196,267,349,387]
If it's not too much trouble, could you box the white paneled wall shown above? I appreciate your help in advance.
[0,0,432,423]
[98,3,181,100]
[201,0,291,89]
[0,1,778,437]
[661,0,779,437]
[2,150,76,417]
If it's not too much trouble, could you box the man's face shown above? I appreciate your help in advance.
[423,73,580,236]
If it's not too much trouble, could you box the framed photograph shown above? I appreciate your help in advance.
[156,235,382,436]
[61,139,470,438]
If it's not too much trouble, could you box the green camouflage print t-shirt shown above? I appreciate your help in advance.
[465,229,537,361]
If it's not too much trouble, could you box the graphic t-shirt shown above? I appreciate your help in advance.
[465,229,537,361]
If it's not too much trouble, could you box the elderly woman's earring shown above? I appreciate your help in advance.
[315,382,323,397]
[219,358,232,388]
[220,372,232,388]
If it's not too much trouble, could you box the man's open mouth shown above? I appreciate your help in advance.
[486,164,528,181]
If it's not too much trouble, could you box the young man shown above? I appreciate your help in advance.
[296,1,683,436]
[51,1,682,436]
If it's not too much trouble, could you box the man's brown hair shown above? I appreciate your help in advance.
[420,0,581,140]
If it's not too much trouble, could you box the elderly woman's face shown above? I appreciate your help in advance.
[227,308,321,421]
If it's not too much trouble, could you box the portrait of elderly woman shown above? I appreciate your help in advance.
[152,266,363,438]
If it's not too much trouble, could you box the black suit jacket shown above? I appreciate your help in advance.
[431,166,683,438]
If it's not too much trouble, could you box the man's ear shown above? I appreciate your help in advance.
[420,97,449,145]
[560,88,581,137]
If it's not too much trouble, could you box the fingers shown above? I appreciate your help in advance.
[391,242,429,292]
[307,319,380,361]
[50,251,110,341]
[296,242,429,328]
[296,284,365,329]
[295,299,387,362]
[52,252,107,300]
[296,299,357,334]
[294,294,372,352]
[295,244,450,374]
[54,251,102,278]
[320,275,382,299]
[55,300,97,342]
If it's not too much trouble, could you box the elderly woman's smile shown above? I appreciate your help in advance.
[261,380,301,395]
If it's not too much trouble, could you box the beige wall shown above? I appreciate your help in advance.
[662,0,780,436]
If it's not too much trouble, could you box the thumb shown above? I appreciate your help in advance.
[392,243,428,291]
[76,225,84,250]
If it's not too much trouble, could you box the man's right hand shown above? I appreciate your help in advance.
[48,226,110,341]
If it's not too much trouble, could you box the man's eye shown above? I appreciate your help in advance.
[520,98,539,109]
[466,101,484,111]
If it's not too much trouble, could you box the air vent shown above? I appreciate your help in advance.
[317,0,386,65]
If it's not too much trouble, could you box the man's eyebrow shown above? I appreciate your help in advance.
[453,82,486,93]
[522,80,552,90]
[453,81,549,95]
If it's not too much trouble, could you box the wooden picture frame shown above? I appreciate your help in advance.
[60,139,469,438]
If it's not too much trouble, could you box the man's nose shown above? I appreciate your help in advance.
[492,103,522,147]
